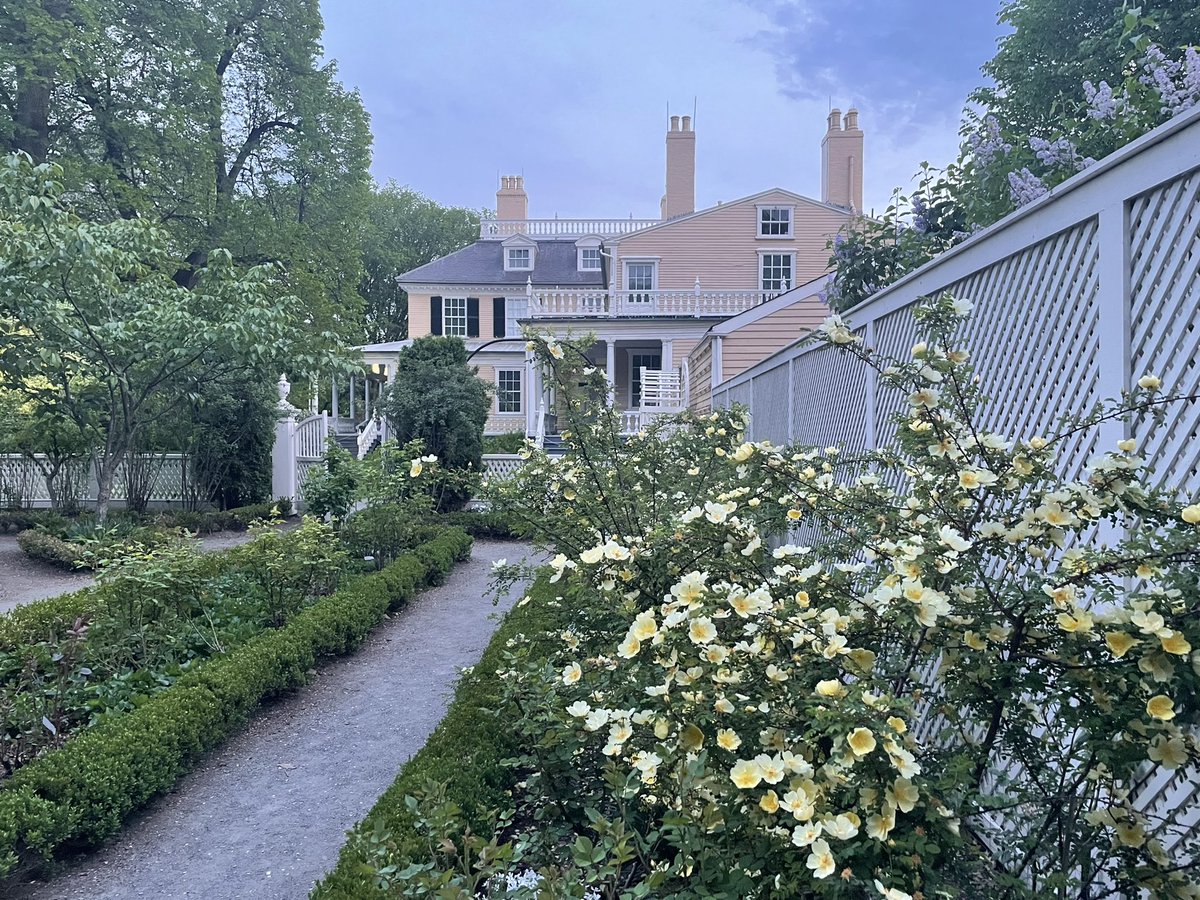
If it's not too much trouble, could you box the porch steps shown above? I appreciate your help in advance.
[542,434,568,455]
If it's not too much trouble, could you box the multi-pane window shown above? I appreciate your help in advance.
[630,352,661,408]
[580,247,601,270]
[506,248,531,269]
[626,262,655,303]
[497,370,522,413]
[505,297,528,337]
[759,206,793,237]
[443,297,468,336]
[760,253,793,293]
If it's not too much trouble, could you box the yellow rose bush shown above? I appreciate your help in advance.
[481,299,1200,899]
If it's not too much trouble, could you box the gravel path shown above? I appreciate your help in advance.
[10,539,535,900]
[0,530,273,615]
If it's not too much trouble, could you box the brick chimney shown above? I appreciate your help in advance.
[660,114,696,220]
[496,175,528,220]
[820,108,864,212]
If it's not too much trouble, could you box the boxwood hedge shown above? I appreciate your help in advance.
[0,527,472,879]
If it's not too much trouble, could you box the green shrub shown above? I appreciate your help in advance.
[439,509,522,539]
[0,510,70,535]
[481,432,526,454]
[0,589,96,651]
[340,504,434,570]
[15,530,84,570]
[310,577,563,900]
[0,528,472,877]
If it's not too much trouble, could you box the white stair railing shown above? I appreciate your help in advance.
[356,416,380,460]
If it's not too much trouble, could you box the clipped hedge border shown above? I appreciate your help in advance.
[0,527,473,879]
[439,509,523,540]
[311,576,564,900]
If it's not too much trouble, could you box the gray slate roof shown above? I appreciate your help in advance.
[396,240,605,287]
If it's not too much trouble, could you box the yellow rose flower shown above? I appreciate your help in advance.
[805,838,836,879]
[1137,374,1161,391]
[561,662,582,685]
[1117,438,1137,453]
[717,728,742,751]
[617,634,641,659]
[1104,631,1138,659]
[1146,695,1175,721]
[714,696,734,714]
[759,789,781,814]
[688,616,718,644]
[408,459,423,478]
[886,716,907,734]
[1148,736,1188,769]
[891,777,920,813]
[847,727,877,757]
[730,759,763,789]
[1159,631,1191,656]
[1182,504,1200,524]
[815,679,846,699]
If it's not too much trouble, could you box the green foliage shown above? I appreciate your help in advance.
[382,338,490,509]
[0,528,472,877]
[302,443,362,524]
[340,505,436,571]
[228,517,348,626]
[361,184,482,342]
[0,510,67,535]
[15,530,84,570]
[975,0,1200,136]
[482,433,527,454]
[0,153,349,521]
[439,510,523,540]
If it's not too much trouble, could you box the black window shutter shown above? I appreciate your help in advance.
[430,296,442,335]
[493,297,506,337]
[467,297,480,337]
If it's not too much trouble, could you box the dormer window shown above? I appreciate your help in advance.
[575,234,604,272]
[506,248,531,270]
[758,205,793,238]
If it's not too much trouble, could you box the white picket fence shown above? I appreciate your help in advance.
[714,107,1200,860]
[0,453,190,508]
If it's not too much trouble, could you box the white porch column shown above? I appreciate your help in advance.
[348,374,356,420]
[363,374,370,419]
[605,339,616,406]
[525,350,538,437]
[271,375,299,514]
[331,378,339,419]
[662,339,674,371]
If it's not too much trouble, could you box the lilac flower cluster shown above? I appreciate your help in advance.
[1139,45,1200,117]
[1083,80,1119,120]
[1007,167,1049,207]
[1028,136,1094,172]
[911,194,931,234]
[967,115,1012,168]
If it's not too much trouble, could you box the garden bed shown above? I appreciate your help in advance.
[0,527,473,878]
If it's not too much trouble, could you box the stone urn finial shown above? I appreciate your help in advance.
[277,374,291,403]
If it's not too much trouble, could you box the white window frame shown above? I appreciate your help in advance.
[495,369,523,414]
[757,204,794,239]
[623,259,658,303]
[504,296,528,337]
[578,247,602,271]
[757,250,795,294]
[505,247,532,271]
[443,296,468,336]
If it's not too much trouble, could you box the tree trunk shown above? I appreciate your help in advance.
[94,453,122,524]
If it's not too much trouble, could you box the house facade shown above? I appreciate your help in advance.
[360,108,865,442]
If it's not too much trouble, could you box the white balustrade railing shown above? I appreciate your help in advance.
[712,105,1200,860]
[356,416,380,460]
[534,400,547,449]
[619,411,643,434]
[640,368,685,410]
[294,413,329,460]
[530,289,765,319]
[480,218,658,239]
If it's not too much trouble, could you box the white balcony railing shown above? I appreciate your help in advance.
[530,289,766,319]
[480,218,658,239]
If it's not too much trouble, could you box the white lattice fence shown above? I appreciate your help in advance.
[482,454,525,482]
[713,107,1200,859]
[0,454,189,507]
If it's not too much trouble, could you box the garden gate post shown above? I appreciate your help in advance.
[271,375,299,514]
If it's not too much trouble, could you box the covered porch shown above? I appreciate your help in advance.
[525,337,689,442]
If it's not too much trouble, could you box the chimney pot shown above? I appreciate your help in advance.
[670,115,680,132]
[827,108,842,132]
[845,108,859,130]
[681,115,691,132]
[496,174,528,220]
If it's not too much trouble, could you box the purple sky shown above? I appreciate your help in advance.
[320,1,1007,218]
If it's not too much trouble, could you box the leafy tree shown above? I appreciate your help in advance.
[974,0,1200,135]
[0,153,346,520]
[360,183,481,343]
[381,337,490,508]
[0,0,373,340]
